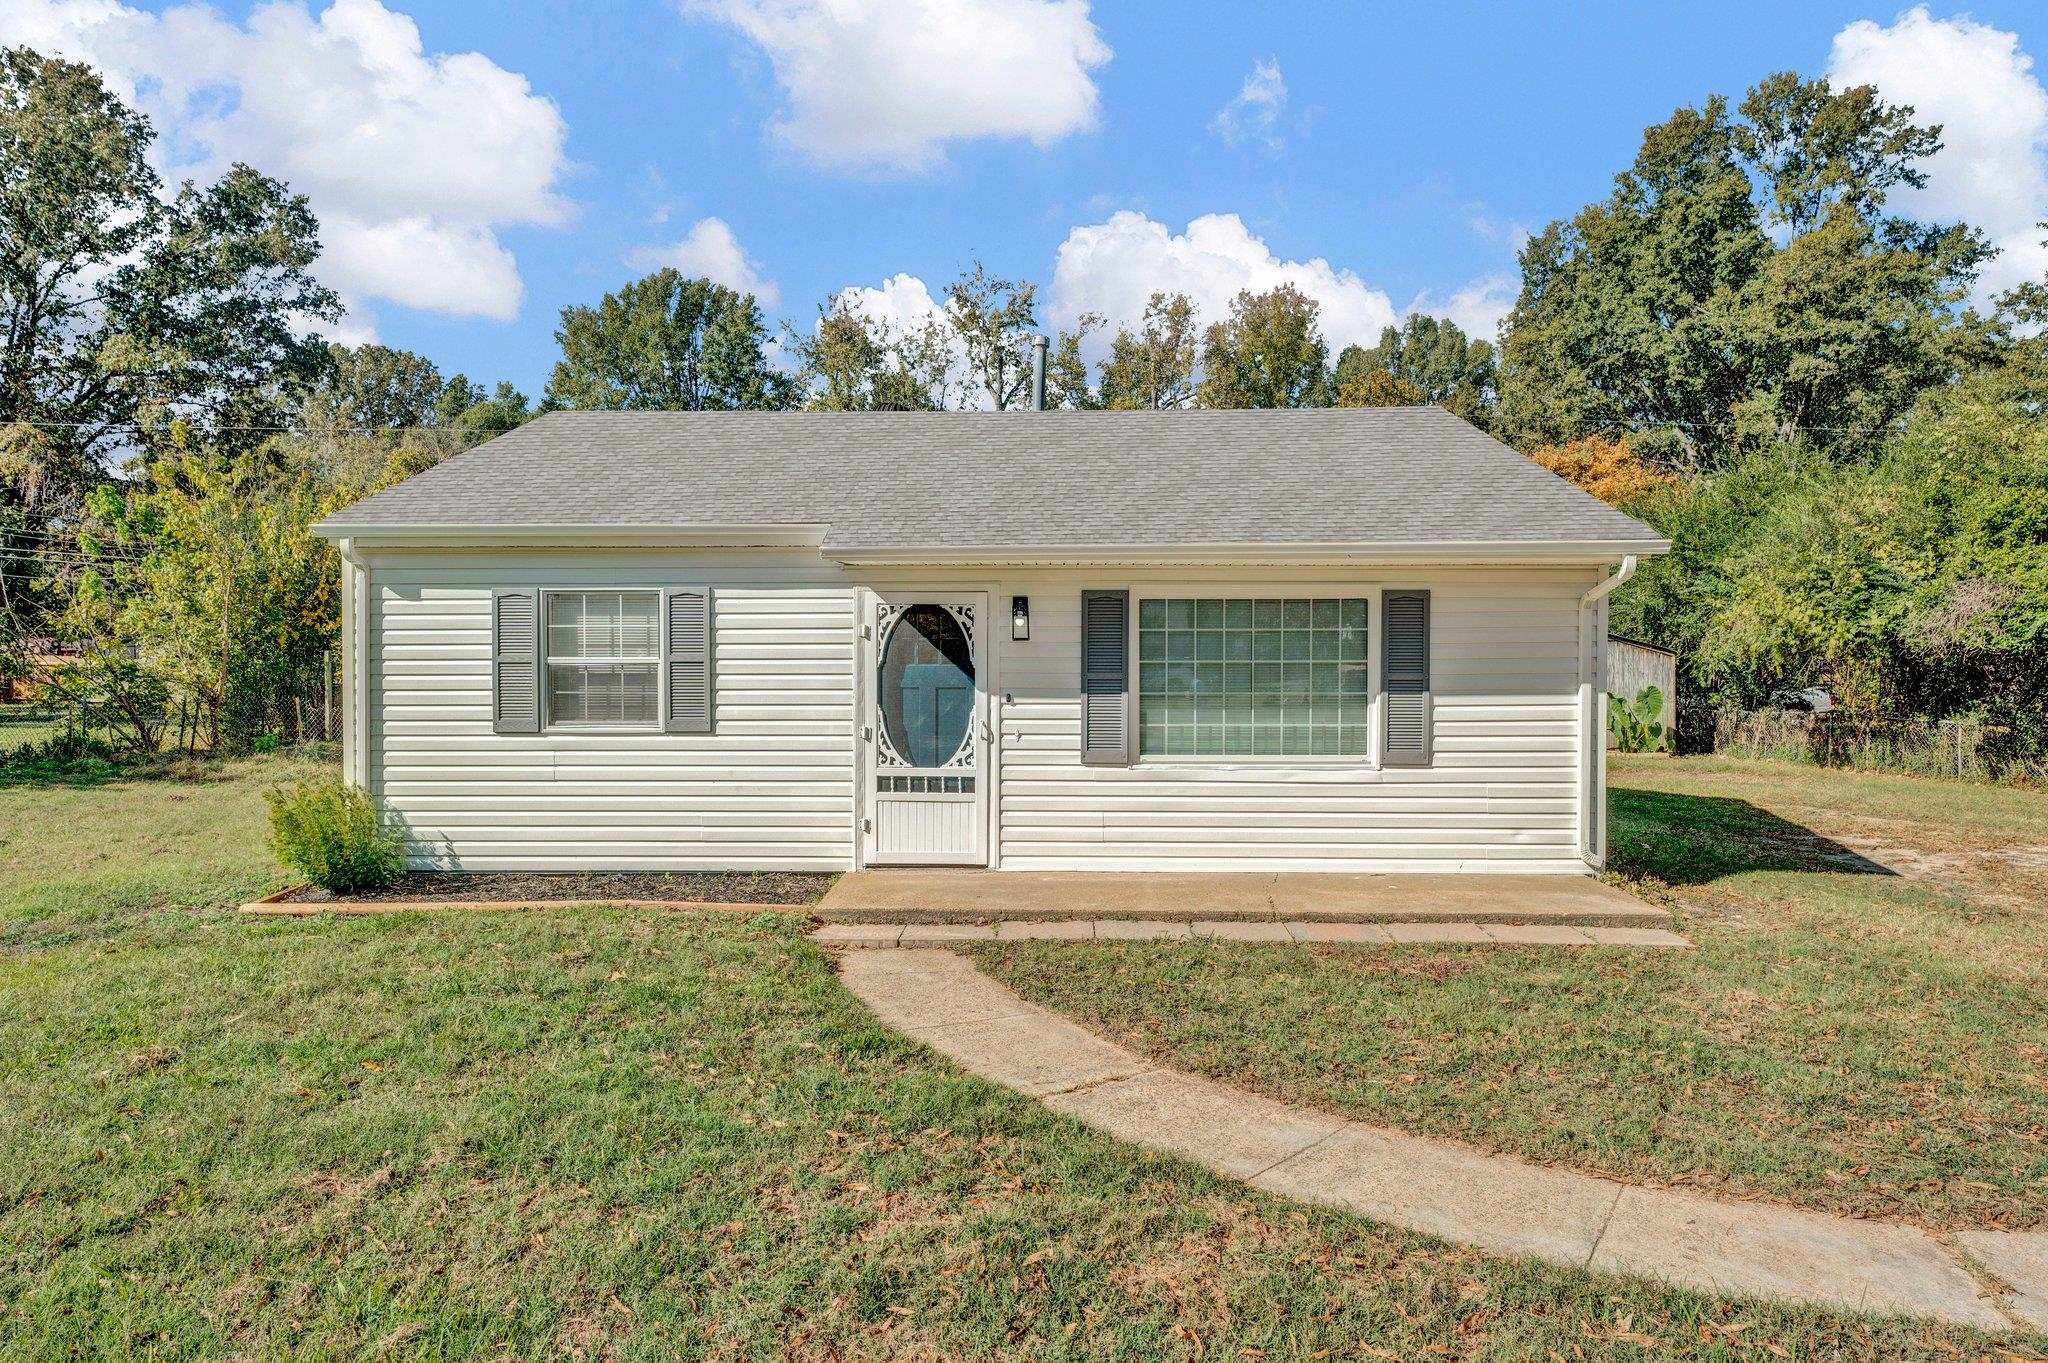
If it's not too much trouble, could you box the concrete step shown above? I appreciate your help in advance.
[815,869,1671,929]
[820,902,1671,929]
[814,920,1694,950]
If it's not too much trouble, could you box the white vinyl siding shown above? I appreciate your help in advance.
[368,551,854,871]
[356,552,1600,875]
[993,567,1597,873]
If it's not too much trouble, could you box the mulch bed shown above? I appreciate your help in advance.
[282,871,837,906]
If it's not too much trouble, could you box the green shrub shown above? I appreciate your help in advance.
[265,781,405,893]
[1609,685,1670,753]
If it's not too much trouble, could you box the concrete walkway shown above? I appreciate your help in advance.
[818,869,1669,928]
[815,919,1693,949]
[838,948,2045,1333]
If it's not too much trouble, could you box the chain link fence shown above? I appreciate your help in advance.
[1709,708,2045,783]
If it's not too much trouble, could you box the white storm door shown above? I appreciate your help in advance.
[863,592,989,865]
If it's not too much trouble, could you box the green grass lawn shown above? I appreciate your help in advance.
[4,758,2040,1358]
[979,755,2048,1234]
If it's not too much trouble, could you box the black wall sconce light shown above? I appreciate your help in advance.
[1011,595,1031,641]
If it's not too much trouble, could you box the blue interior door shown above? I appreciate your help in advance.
[898,661,972,767]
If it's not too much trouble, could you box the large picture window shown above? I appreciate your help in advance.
[546,590,660,727]
[1138,597,1370,757]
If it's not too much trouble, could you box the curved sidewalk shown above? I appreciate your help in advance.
[838,948,2048,1334]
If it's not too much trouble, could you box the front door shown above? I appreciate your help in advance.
[863,591,989,865]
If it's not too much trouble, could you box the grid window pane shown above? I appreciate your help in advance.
[546,590,660,727]
[1138,598,1368,756]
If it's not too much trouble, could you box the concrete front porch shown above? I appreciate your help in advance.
[816,870,1668,929]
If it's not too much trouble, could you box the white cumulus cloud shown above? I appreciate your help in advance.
[1,0,573,332]
[628,218,780,307]
[833,272,951,335]
[1046,211,1400,355]
[682,0,1110,174]
[1827,6,2048,302]
[1211,58,1287,149]
[1406,272,1518,346]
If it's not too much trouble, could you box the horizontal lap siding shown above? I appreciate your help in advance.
[369,555,855,871]
[996,574,1593,873]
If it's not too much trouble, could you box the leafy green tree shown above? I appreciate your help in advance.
[1098,293,1199,409]
[1333,315,1497,425]
[1041,316,1105,410]
[1334,369,1425,408]
[545,270,792,412]
[63,453,341,750]
[785,299,956,411]
[1689,380,2048,727]
[302,344,451,433]
[290,344,530,488]
[436,378,534,443]
[1196,285,1331,409]
[1498,73,1990,470]
[0,47,336,637]
[945,262,1039,409]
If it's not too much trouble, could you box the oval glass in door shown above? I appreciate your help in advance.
[878,605,974,768]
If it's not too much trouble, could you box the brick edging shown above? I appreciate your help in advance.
[237,893,815,917]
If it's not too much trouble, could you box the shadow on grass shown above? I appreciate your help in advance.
[1609,786,1896,886]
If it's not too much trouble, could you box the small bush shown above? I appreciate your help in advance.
[265,781,406,893]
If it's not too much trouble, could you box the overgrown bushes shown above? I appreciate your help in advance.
[265,781,405,893]
[1609,374,2048,775]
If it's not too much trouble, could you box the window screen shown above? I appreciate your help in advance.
[1137,598,1369,756]
[545,590,659,727]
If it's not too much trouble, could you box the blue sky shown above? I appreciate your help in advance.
[7,0,2048,399]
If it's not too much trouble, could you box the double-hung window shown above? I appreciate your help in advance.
[1137,597,1370,757]
[545,590,660,728]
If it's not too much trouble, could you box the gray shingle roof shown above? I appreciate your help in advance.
[315,407,1664,554]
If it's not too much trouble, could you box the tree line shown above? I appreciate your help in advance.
[2,46,2044,769]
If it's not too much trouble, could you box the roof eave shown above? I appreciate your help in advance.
[313,522,830,549]
[821,538,1671,566]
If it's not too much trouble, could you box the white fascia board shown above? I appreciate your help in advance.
[313,523,829,550]
[823,538,1672,567]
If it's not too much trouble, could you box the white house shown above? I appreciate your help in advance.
[313,407,1667,875]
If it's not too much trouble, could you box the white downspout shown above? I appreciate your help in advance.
[1577,556,1638,869]
[336,538,371,790]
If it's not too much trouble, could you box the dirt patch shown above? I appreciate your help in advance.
[284,871,837,906]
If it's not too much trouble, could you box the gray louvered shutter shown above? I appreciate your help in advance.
[492,589,540,735]
[1382,589,1431,766]
[1080,590,1130,766]
[665,588,712,734]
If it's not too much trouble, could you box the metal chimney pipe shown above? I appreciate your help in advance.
[1030,334,1048,410]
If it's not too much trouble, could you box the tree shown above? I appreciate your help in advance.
[290,344,531,489]
[945,263,1039,409]
[785,299,957,411]
[301,344,452,433]
[1687,382,2048,731]
[1042,316,1104,410]
[1497,73,1990,471]
[1333,315,1497,425]
[1335,369,1424,408]
[1524,434,1679,506]
[1098,293,1198,409]
[544,270,793,412]
[1196,285,1331,408]
[0,48,336,637]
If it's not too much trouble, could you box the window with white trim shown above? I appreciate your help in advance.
[1138,597,1370,756]
[545,590,660,727]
